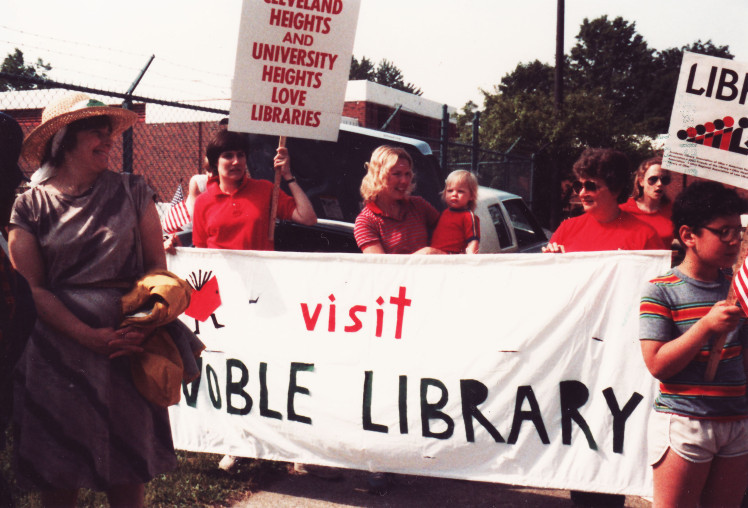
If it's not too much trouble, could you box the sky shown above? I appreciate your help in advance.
[2,0,748,110]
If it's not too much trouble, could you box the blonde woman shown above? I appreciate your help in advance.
[354,145,441,254]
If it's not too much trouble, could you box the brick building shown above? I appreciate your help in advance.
[1,82,455,202]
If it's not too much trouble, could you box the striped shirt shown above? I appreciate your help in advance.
[354,196,440,254]
[640,267,748,419]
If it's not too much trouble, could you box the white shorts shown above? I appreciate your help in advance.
[648,411,748,465]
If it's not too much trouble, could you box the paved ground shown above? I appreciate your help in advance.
[231,467,652,508]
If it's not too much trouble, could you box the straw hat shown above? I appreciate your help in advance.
[21,91,139,165]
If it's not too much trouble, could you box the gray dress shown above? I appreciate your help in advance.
[10,170,177,491]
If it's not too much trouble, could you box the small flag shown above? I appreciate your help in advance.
[733,259,748,312]
[162,183,190,234]
[170,183,184,206]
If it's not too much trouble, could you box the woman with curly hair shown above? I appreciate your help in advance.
[620,156,674,247]
[543,148,664,253]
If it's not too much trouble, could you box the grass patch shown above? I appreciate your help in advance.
[2,429,286,507]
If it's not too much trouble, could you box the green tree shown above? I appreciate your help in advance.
[569,16,656,131]
[454,16,735,227]
[0,48,52,91]
[349,55,375,81]
[349,55,422,96]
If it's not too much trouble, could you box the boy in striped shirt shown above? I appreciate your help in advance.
[640,181,748,507]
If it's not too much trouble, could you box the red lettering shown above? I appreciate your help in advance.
[345,305,366,332]
[300,303,322,330]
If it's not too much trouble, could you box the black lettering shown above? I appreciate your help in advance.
[362,371,388,433]
[259,362,282,420]
[685,63,705,96]
[507,386,549,445]
[226,359,251,415]
[716,69,739,101]
[288,362,313,425]
[398,375,408,434]
[182,357,202,408]
[420,378,454,439]
[460,379,504,443]
[603,387,643,454]
[206,363,222,409]
[559,380,597,450]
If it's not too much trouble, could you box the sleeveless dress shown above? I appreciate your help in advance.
[10,171,177,491]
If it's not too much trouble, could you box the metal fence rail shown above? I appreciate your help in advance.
[1,73,537,210]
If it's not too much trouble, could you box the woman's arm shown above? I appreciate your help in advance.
[275,147,317,226]
[641,300,742,380]
[361,242,386,254]
[140,201,167,271]
[8,226,146,357]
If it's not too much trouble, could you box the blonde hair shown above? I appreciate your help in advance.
[360,145,414,203]
[443,170,479,211]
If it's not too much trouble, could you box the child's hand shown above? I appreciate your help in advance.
[703,301,744,335]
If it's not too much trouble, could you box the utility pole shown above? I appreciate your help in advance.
[550,0,564,229]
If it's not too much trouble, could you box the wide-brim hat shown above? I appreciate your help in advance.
[21,91,139,166]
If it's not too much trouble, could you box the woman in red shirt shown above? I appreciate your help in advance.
[543,148,664,253]
[192,131,316,251]
[619,156,674,248]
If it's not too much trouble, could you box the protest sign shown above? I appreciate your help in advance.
[663,51,748,187]
[229,0,361,141]
[167,249,670,496]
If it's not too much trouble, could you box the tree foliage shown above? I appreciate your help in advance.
[455,15,734,226]
[349,55,422,96]
[0,48,52,91]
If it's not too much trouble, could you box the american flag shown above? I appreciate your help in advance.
[162,183,191,234]
[733,258,748,312]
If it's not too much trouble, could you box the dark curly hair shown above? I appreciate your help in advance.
[672,181,746,243]
[205,130,250,176]
[572,148,631,204]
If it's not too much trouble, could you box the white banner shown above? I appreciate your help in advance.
[167,249,671,496]
[229,0,361,141]
[663,51,748,188]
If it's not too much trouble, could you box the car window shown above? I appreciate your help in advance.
[501,198,547,249]
[488,204,513,249]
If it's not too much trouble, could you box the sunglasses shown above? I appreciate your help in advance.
[702,225,744,242]
[646,175,671,186]
[572,180,602,194]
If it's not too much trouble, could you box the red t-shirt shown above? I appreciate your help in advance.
[192,176,296,251]
[550,211,664,252]
[619,198,674,247]
[431,208,480,253]
[354,196,440,254]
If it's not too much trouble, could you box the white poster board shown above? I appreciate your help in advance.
[229,0,361,141]
[167,249,671,496]
[663,51,748,187]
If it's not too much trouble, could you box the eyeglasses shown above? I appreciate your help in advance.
[702,225,744,242]
[572,180,602,194]
[646,175,671,186]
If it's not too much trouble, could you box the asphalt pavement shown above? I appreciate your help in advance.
[231,467,652,508]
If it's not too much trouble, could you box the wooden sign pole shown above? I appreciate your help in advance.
[704,231,748,381]
[268,136,286,242]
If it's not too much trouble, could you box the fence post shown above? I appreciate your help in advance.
[471,111,480,174]
[440,104,449,175]
[121,55,155,173]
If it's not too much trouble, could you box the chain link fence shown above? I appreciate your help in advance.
[0,74,227,204]
[1,73,536,212]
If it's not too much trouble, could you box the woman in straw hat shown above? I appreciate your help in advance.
[8,92,176,507]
